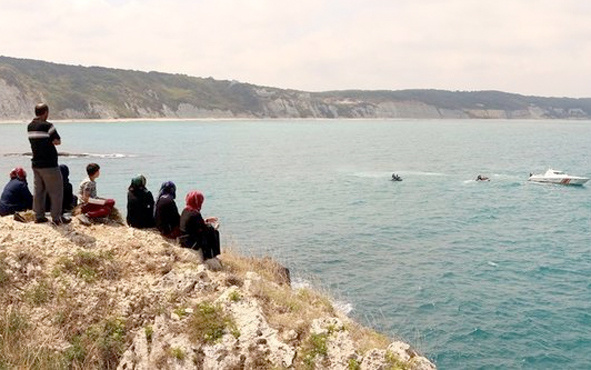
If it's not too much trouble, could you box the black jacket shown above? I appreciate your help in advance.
[155,195,180,235]
[126,189,155,228]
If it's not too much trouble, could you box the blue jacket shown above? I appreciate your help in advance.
[0,179,33,215]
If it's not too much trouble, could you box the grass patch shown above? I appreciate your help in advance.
[25,279,54,306]
[145,325,154,344]
[229,290,242,302]
[57,250,121,283]
[170,346,185,360]
[385,350,411,370]
[300,332,329,368]
[67,317,128,368]
[187,301,239,344]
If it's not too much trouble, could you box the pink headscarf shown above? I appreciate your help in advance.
[9,167,26,181]
[185,191,204,212]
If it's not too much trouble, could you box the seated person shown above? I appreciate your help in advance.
[78,163,115,224]
[126,174,155,229]
[155,181,180,238]
[179,190,220,261]
[46,164,78,214]
[0,167,33,216]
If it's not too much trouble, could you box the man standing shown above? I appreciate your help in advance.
[27,103,70,225]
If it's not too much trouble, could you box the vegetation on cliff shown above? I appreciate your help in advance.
[0,215,435,369]
[1,55,590,120]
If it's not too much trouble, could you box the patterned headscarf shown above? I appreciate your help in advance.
[129,174,147,191]
[158,181,176,200]
[185,190,204,212]
[9,167,26,181]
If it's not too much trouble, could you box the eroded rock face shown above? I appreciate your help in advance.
[0,217,436,369]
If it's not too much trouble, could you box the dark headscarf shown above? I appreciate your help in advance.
[158,181,176,201]
[129,174,147,192]
[185,190,204,212]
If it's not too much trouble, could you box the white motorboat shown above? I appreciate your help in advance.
[528,169,589,186]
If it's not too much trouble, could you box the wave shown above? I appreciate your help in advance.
[3,152,134,159]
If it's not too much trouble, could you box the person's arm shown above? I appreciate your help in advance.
[48,124,61,146]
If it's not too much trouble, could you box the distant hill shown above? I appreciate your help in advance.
[1,56,590,120]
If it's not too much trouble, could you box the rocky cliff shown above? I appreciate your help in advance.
[0,214,435,369]
[1,56,590,121]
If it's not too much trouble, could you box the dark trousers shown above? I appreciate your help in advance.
[33,167,63,221]
[180,227,220,260]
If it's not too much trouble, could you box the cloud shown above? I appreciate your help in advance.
[1,0,590,97]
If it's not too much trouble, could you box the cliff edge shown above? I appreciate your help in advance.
[0,215,435,369]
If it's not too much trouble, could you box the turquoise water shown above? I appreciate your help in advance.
[1,119,590,369]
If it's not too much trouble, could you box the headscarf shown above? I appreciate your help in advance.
[129,174,147,192]
[185,190,204,212]
[9,167,26,181]
[59,164,70,181]
[158,181,176,201]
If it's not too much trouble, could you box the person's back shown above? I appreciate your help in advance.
[0,168,33,216]
[179,191,220,261]
[155,181,180,238]
[126,175,155,229]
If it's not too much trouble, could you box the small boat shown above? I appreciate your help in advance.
[528,169,589,186]
[391,173,402,182]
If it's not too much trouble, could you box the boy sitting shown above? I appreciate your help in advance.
[77,163,115,225]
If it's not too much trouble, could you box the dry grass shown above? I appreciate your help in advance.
[221,250,290,285]
[0,307,68,369]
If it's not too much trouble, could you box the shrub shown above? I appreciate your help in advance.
[187,301,238,344]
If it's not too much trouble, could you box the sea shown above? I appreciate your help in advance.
[1,119,590,369]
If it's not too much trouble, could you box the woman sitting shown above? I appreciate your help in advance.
[126,175,155,228]
[179,191,220,261]
[0,167,33,216]
[154,181,180,238]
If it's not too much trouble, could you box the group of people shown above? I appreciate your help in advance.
[0,103,220,263]
[125,175,220,260]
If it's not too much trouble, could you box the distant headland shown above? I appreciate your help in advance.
[1,55,590,121]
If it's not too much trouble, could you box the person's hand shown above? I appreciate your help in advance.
[205,216,218,223]
[52,138,61,146]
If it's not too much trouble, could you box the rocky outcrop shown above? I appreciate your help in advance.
[0,215,436,369]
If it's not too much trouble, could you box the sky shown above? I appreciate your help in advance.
[2,0,590,98]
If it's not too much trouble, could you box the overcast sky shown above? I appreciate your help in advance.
[2,0,590,97]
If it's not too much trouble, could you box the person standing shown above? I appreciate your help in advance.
[27,103,70,225]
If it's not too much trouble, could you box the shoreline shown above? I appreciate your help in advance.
[1,116,582,125]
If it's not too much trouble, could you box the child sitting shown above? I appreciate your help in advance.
[77,163,115,225]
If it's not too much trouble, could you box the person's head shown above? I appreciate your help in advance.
[159,181,176,199]
[35,103,49,120]
[86,163,100,179]
[9,167,26,181]
[59,164,70,180]
[185,190,204,212]
[129,174,147,191]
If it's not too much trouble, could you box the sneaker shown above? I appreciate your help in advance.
[77,214,91,226]
[13,213,26,223]
[35,217,49,223]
